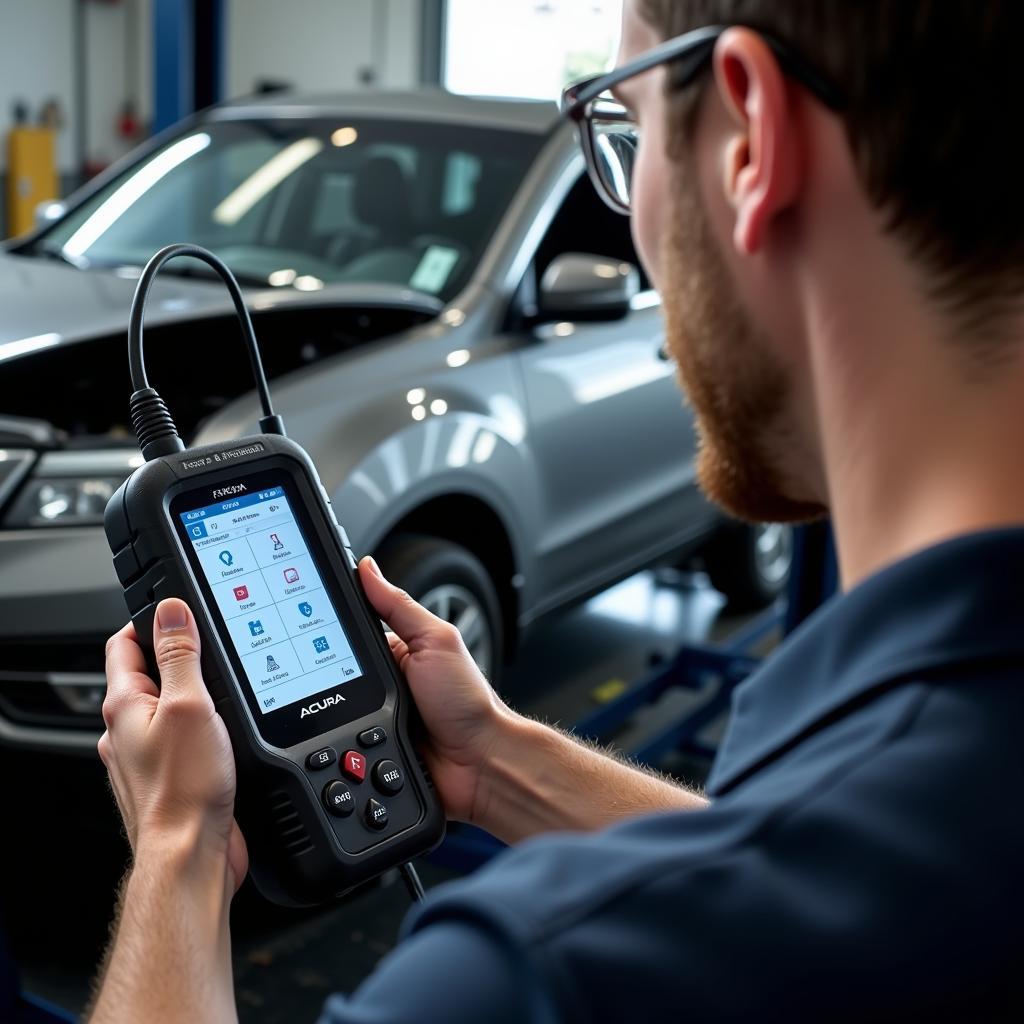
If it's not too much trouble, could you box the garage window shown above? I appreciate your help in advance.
[445,0,622,100]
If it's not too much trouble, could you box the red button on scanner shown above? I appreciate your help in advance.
[342,750,366,782]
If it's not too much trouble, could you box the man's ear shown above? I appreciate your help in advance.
[713,27,802,255]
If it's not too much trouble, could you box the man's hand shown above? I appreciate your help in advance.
[100,598,247,889]
[358,557,707,844]
[358,556,522,826]
[91,598,243,1024]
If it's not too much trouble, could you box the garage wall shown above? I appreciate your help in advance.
[0,0,423,236]
[377,0,423,88]
[226,0,422,98]
[0,0,78,174]
[0,0,152,177]
[0,0,423,172]
[84,0,154,170]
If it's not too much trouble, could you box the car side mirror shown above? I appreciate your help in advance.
[538,252,640,323]
[34,200,66,229]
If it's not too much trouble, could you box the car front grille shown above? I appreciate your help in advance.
[0,639,107,730]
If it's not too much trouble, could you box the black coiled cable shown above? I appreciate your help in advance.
[127,243,284,460]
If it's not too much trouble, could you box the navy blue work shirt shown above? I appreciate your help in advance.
[320,529,1024,1022]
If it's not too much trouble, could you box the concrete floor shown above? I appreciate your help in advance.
[1,567,774,1022]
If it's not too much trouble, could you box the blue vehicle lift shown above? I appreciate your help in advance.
[430,523,838,872]
[153,0,225,133]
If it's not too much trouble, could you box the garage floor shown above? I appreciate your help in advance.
[1,568,771,1022]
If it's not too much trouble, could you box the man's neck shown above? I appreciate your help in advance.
[804,249,1024,590]
[830,418,1024,591]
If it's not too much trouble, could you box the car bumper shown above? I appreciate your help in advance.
[0,527,125,754]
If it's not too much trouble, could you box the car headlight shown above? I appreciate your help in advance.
[3,449,141,527]
[5,476,126,526]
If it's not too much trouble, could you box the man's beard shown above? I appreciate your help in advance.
[659,162,828,524]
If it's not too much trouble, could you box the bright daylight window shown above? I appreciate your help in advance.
[444,0,623,101]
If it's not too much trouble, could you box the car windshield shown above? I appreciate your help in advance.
[34,117,544,302]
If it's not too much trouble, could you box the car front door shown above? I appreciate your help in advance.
[514,175,709,612]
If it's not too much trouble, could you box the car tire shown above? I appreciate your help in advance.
[701,522,793,611]
[373,533,503,686]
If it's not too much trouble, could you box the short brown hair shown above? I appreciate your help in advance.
[640,0,1024,347]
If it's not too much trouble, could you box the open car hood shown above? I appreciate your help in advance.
[0,250,443,360]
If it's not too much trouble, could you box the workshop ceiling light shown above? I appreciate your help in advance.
[446,348,471,368]
[331,126,359,147]
[407,388,426,405]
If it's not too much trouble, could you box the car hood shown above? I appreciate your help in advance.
[0,251,443,360]
[0,251,235,355]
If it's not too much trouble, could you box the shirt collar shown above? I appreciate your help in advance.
[707,527,1024,796]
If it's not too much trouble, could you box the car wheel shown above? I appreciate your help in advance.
[373,534,503,685]
[702,522,793,611]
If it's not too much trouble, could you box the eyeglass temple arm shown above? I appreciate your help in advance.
[562,25,844,117]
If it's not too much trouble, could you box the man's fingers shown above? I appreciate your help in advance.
[152,599,210,704]
[385,629,409,663]
[103,622,159,728]
[359,557,459,649]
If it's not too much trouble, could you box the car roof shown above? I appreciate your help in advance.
[207,87,561,135]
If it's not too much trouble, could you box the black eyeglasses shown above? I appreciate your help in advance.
[560,24,846,215]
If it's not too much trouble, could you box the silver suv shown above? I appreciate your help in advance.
[0,90,791,753]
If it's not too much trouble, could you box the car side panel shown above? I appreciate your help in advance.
[193,318,544,614]
[513,304,714,615]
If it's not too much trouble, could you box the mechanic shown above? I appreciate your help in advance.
[89,2,1024,1020]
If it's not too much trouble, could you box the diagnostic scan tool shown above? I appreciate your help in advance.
[104,244,444,906]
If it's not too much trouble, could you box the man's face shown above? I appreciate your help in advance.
[614,2,826,523]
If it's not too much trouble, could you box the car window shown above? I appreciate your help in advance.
[34,118,544,302]
[534,173,650,291]
[305,141,424,241]
[210,137,288,244]
[311,171,357,236]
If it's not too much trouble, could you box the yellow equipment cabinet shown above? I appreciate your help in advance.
[6,126,59,237]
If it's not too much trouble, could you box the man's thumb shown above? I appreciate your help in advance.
[153,598,205,697]
[359,556,446,646]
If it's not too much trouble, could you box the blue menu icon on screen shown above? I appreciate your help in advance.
[312,636,330,654]
[248,620,264,637]
[298,601,313,618]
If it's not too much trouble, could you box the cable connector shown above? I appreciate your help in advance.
[130,387,185,461]
[399,861,426,903]
[259,414,287,437]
